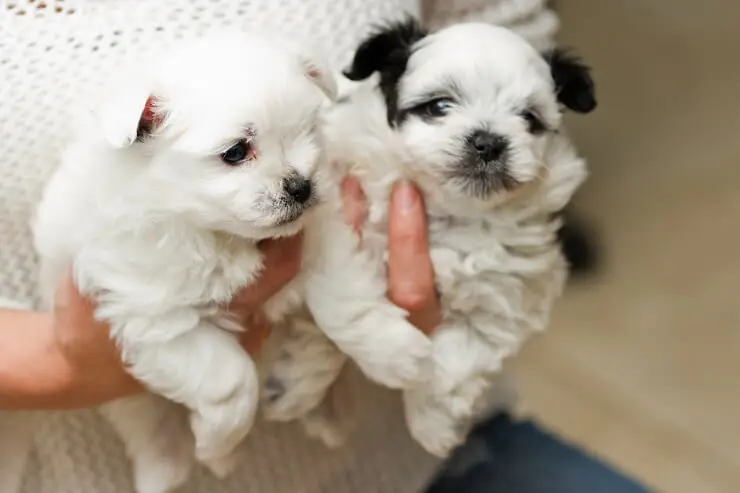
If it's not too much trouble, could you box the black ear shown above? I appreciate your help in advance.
[544,49,597,114]
[344,17,428,81]
[344,17,428,125]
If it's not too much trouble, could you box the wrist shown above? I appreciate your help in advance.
[45,315,141,409]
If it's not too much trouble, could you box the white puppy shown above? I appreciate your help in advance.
[31,29,431,493]
[263,19,597,457]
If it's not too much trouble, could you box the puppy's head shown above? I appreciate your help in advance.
[98,29,337,239]
[345,19,596,210]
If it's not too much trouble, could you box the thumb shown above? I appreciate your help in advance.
[387,180,434,297]
[387,181,440,334]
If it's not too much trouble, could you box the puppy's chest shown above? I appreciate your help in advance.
[85,232,262,309]
[199,240,263,304]
[363,212,565,318]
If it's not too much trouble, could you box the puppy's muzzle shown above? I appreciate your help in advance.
[282,174,313,205]
[450,130,520,197]
[469,130,509,164]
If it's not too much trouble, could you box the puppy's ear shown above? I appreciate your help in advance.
[280,37,338,102]
[345,17,428,125]
[98,73,165,149]
[344,17,428,81]
[544,49,597,114]
[302,56,338,102]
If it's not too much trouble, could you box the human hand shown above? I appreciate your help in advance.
[341,176,441,334]
[51,235,303,407]
[226,234,304,352]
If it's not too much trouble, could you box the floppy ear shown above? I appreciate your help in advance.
[302,55,338,102]
[344,17,428,125]
[278,36,338,102]
[343,16,428,81]
[98,73,165,149]
[544,49,597,114]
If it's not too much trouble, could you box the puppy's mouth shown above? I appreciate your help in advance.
[448,157,521,199]
[275,208,306,226]
[273,195,318,227]
[444,131,527,198]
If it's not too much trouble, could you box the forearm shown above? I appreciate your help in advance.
[0,308,75,410]
[0,307,142,410]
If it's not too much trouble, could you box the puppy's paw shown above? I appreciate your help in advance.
[200,450,239,479]
[301,411,346,449]
[262,373,323,422]
[133,454,193,493]
[129,417,194,493]
[261,336,346,423]
[100,395,194,493]
[439,373,492,420]
[403,376,493,458]
[353,314,432,389]
[189,357,259,468]
[404,391,468,458]
[298,392,350,449]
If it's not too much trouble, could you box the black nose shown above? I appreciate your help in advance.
[283,175,312,204]
[470,131,509,162]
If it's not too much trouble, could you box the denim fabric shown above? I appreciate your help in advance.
[425,414,652,493]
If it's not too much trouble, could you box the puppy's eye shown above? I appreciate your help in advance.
[522,110,546,135]
[220,140,256,165]
[414,98,456,118]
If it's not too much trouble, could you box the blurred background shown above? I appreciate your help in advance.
[511,1,740,492]
[1,0,737,491]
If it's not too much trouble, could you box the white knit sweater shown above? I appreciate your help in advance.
[0,1,558,492]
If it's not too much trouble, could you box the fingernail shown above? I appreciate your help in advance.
[395,180,417,212]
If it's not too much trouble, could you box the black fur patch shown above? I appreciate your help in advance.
[344,16,428,125]
[544,49,597,114]
[557,212,600,276]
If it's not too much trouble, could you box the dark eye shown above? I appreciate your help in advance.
[414,97,456,118]
[522,110,546,135]
[220,140,255,165]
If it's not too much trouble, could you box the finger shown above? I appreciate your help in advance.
[238,312,271,355]
[230,232,303,312]
[340,175,367,237]
[387,181,442,334]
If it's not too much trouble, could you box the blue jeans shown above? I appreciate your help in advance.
[424,414,652,493]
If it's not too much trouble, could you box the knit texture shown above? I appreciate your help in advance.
[0,1,558,492]
[423,0,559,49]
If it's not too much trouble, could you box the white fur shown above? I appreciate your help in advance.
[264,23,589,456]
[32,29,430,493]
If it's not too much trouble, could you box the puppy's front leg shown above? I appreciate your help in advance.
[261,314,351,448]
[99,394,194,493]
[118,316,258,475]
[403,323,501,457]
[303,215,431,389]
[262,316,347,424]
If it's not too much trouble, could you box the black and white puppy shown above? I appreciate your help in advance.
[263,18,597,457]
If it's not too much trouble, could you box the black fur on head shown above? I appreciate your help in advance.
[543,49,597,114]
[344,17,428,125]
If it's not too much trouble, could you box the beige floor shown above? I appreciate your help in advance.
[509,1,740,492]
